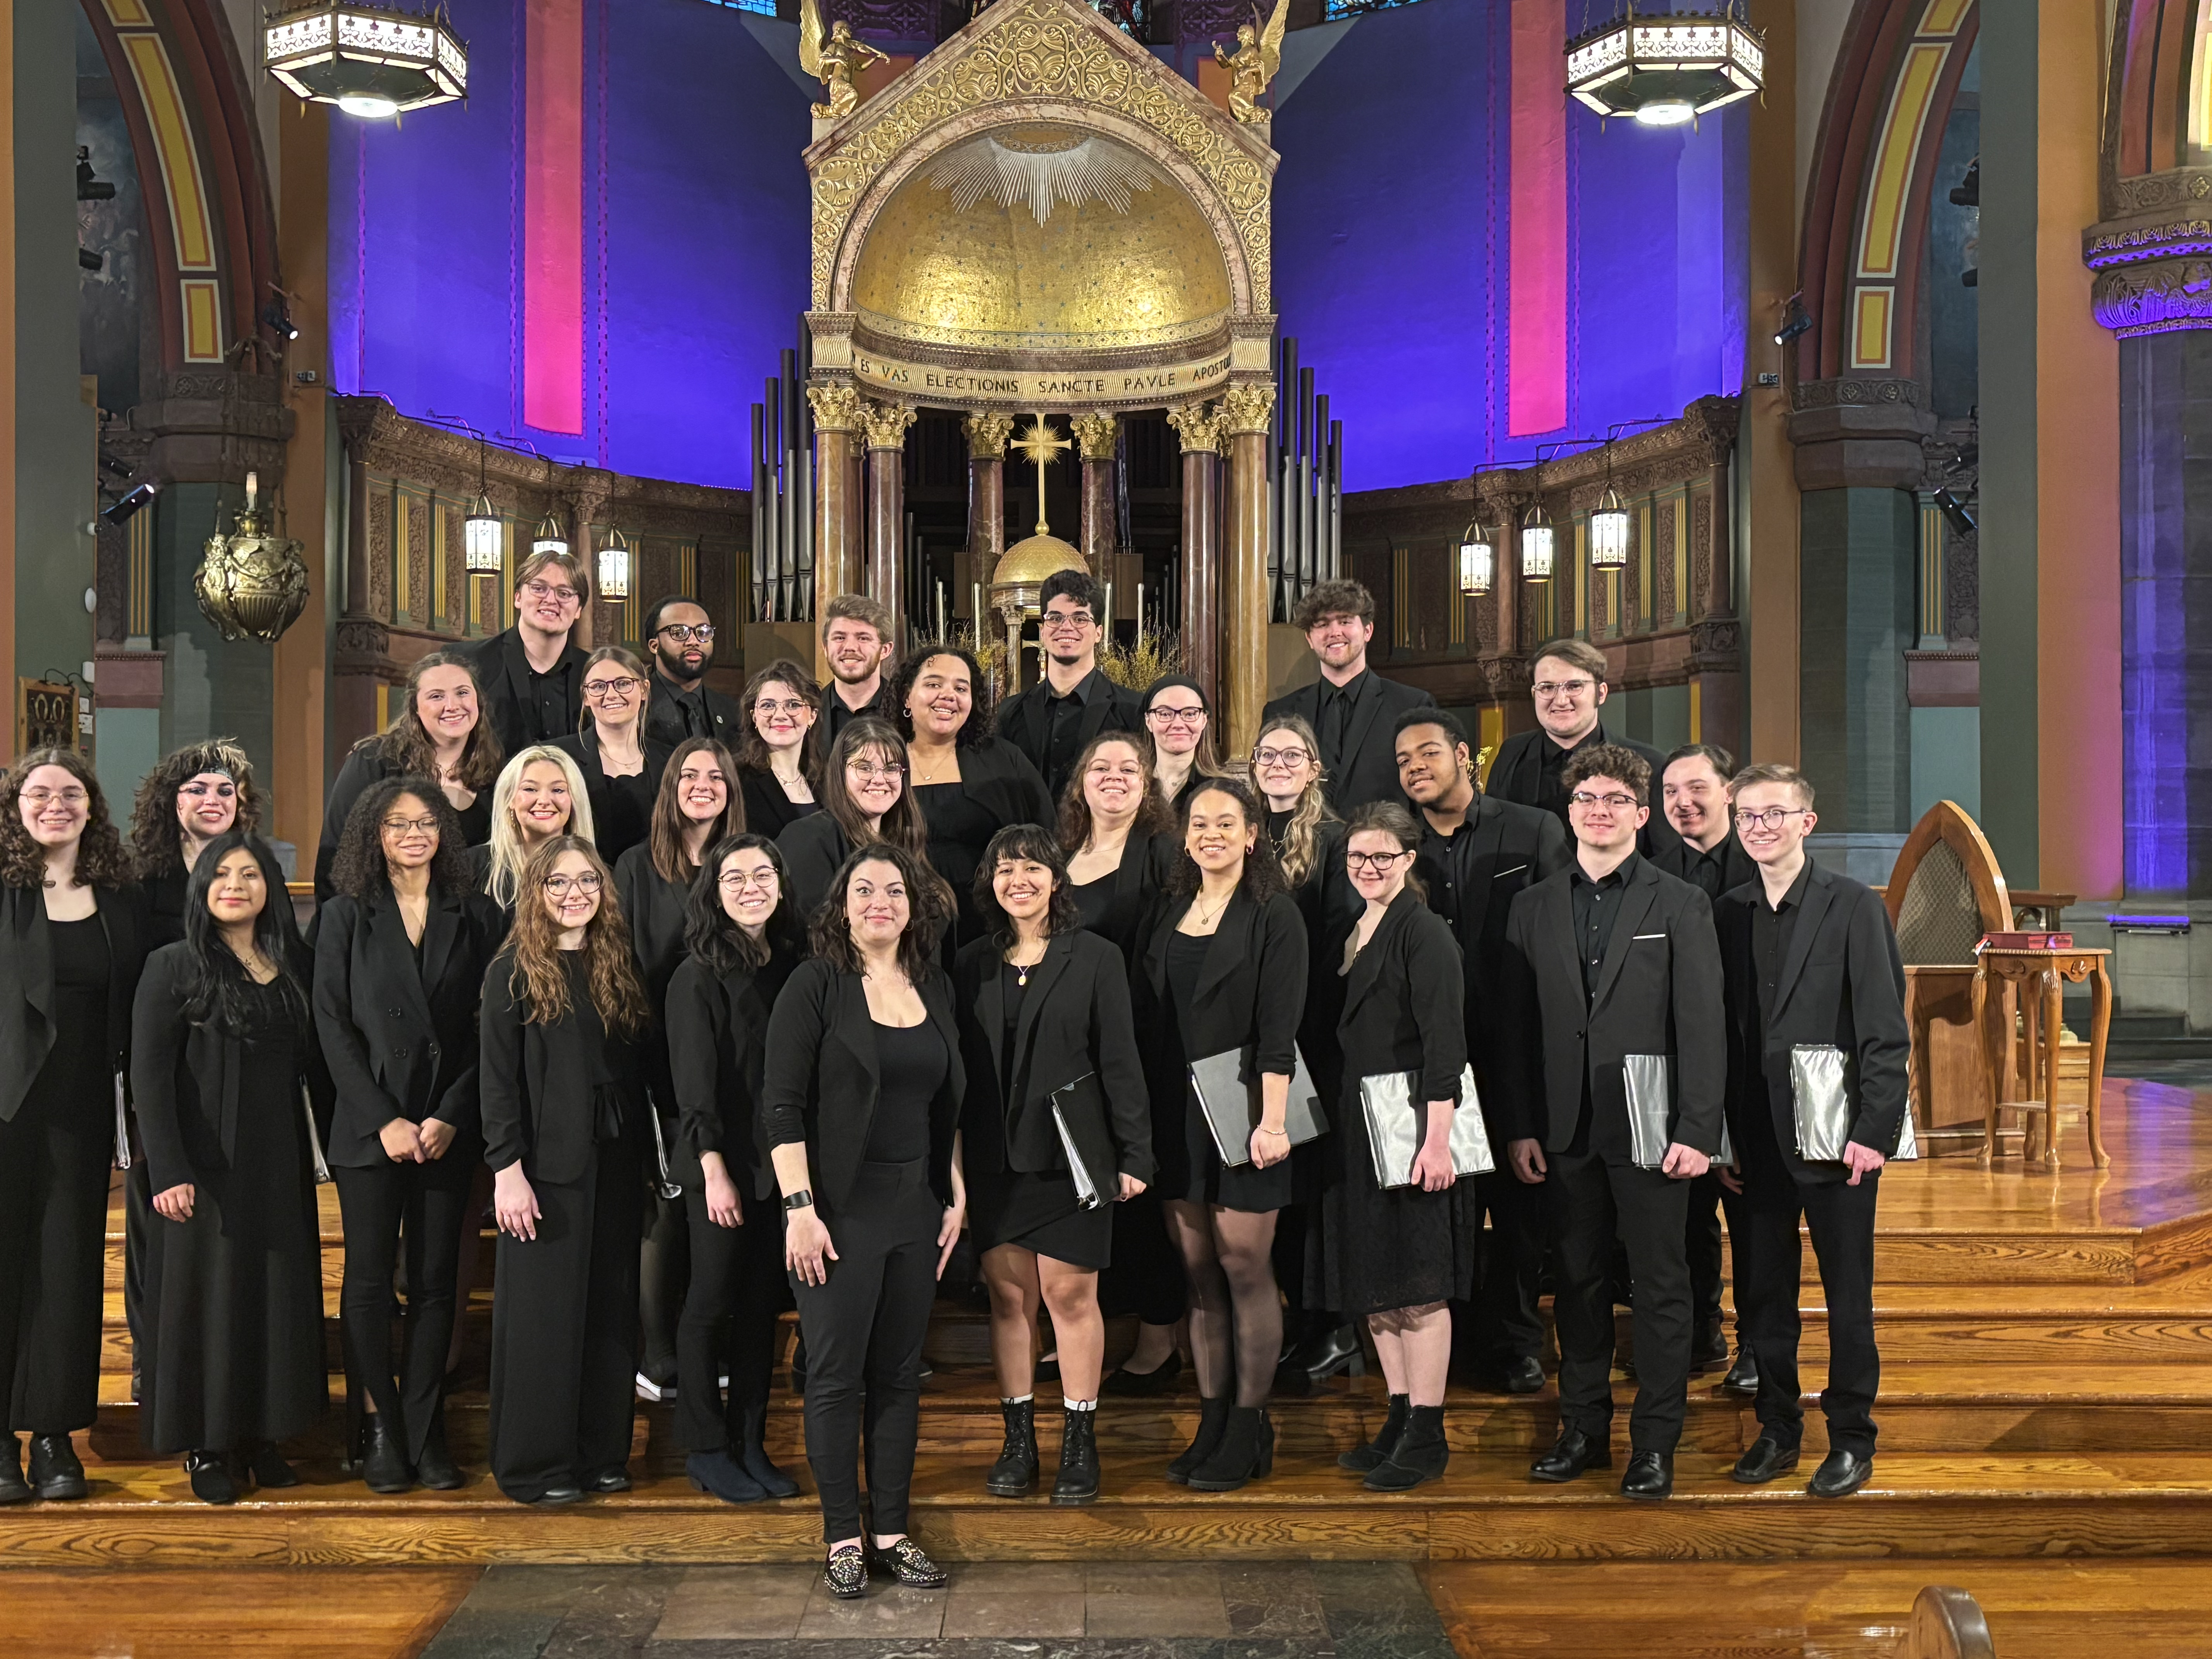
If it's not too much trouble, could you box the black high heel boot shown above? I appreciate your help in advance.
[246,1442,301,1489]
[1166,1395,1231,1486]
[736,1393,798,1498]
[986,1398,1038,1496]
[1185,1405,1273,1493]
[1339,1393,1409,1474]
[362,1413,414,1494]
[1364,1404,1449,1492]
[1052,1410,1099,1505]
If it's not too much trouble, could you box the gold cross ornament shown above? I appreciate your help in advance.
[1011,413,1070,537]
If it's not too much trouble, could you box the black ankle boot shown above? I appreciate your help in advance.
[27,1434,86,1500]
[0,1435,27,1504]
[736,1394,798,1498]
[1185,1405,1274,1492]
[1052,1409,1099,1504]
[416,1409,464,1491]
[1166,1395,1231,1485]
[986,1398,1038,1496]
[362,1414,414,1494]
[1365,1404,1449,1491]
[246,1442,301,1489]
[1339,1393,1408,1474]
[186,1449,237,1505]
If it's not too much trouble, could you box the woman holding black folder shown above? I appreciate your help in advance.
[1310,801,1474,1492]
[1133,774,1307,1493]
[955,824,1151,1505]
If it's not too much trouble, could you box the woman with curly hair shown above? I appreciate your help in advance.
[474,745,596,919]
[131,832,330,1504]
[732,660,821,843]
[313,776,505,1493]
[129,739,262,948]
[775,716,935,918]
[315,650,502,902]
[889,646,1052,946]
[551,646,670,867]
[955,824,1150,1506]
[0,749,149,1505]
[481,836,651,1505]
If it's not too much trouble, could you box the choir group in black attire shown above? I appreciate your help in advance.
[0,560,1914,1582]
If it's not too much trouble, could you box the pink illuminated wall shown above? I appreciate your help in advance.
[1509,0,1566,436]
[525,0,584,434]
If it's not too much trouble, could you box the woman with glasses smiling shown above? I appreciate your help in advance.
[314,775,505,1494]
[776,717,939,919]
[129,740,263,950]
[1138,676,1223,816]
[734,660,822,843]
[553,646,672,867]
[474,746,597,921]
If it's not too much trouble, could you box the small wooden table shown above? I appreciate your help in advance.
[1975,946,2112,1170]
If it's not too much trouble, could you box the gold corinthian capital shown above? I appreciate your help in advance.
[860,400,917,450]
[1069,411,1119,462]
[806,382,865,432]
[963,410,1017,459]
[1166,400,1227,455]
[1218,383,1276,437]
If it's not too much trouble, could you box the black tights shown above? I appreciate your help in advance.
[1163,1199,1278,1408]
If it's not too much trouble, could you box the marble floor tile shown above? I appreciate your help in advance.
[1084,1593,1233,1639]
[653,1565,819,1640]
[939,1590,1091,1638]
[793,1580,950,1639]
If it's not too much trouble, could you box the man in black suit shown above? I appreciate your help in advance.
[819,593,897,744]
[1502,744,1724,1501]
[1716,763,1909,1500]
[1396,708,1570,1395]
[1261,578,1434,811]
[1650,742,1762,1394]
[994,569,1141,802]
[1485,638,1677,859]
[460,547,592,759]
[641,594,742,749]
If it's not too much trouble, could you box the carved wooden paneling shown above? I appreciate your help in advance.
[1654,499,1677,623]
[443,505,465,631]
[1690,492,1713,622]
[1621,513,1642,632]
[407,495,432,625]
[366,486,393,622]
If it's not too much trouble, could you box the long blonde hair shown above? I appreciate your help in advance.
[502,836,648,1035]
[1253,713,1337,887]
[484,745,597,909]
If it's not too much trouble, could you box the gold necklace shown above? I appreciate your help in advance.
[910,745,955,786]
[1189,889,1232,929]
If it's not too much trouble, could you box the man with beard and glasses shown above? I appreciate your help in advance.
[641,595,743,750]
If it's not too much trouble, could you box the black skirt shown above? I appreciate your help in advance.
[1306,1079,1480,1318]
[967,1168,1110,1270]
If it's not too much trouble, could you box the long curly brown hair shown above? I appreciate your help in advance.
[0,749,134,890]
[128,739,264,880]
[807,843,948,984]
[326,774,475,903]
[358,649,503,792]
[1056,730,1173,852]
[1164,772,1288,905]
[501,836,649,1036]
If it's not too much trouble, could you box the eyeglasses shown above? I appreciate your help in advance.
[22,788,88,808]
[1042,609,1094,632]
[1147,706,1206,727]
[1533,680,1596,700]
[1569,791,1639,812]
[754,698,811,717]
[845,761,903,780]
[584,676,640,698]
[656,623,716,643]
[718,870,778,893]
[522,579,580,605]
[1346,849,1410,872]
[1735,805,1812,831]
[543,872,603,896]
[381,815,440,835]
[1252,746,1311,768]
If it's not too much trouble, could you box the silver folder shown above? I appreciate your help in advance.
[1189,1046,1327,1168]
[112,1072,131,1172]
[1051,1100,1103,1210]
[1792,1042,1920,1163]
[299,1081,331,1185]
[1358,1065,1496,1188]
[1622,1053,1674,1170]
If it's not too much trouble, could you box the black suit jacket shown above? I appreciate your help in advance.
[1262,670,1435,811]
[953,929,1153,1183]
[666,947,795,1199]
[478,951,645,1185]
[740,766,819,845]
[776,812,855,920]
[1501,857,1725,1159]
[460,627,590,763]
[550,728,672,868]
[995,669,1144,802]
[1333,890,1468,1111]
[759,958,964,1214]
[1715,862,1912,1183]
[312,886,506,1166]
[642,671,744,752]
[1486,723,1681,860]
[0,882,149,1124]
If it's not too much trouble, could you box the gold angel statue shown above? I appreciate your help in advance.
[799,0,888,123]
[1212,0,1290,125]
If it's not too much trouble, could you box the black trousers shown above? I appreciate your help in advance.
[488,1140,643,1501]
[334,1150,479,1462]
[1686,1169,1750,1335]
[639,1160,690,1375]
[0,1107,112,1434]
[1460,1166,1546,1365]
[123,1158,152,1373]
[1737,1142,1881,1455]
[792,1158,940,1544]
[1546,1149,1693,1454]
[676,1184,786,1453]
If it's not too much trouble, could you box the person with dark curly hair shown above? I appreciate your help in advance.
[732,660,821,843]
[128,738,262,949]
[890,646,1052,946]
[1132,773,1308,1495]
[0,749,149,1506]
[313,775,505,1494]
[955,824,1150,1506]
[761,844,964,1600]
[131,833,329,1504]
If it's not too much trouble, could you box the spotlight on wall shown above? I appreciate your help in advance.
[100,481,160,526]
[1933,488,1976,538]
[1773,293,1812,346]
[261,299,300,341]
[76,148,115,203]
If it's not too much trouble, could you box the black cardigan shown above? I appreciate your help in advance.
[666,947,795,1199]
[759,957,964,1214]
[952,930,1153,1183]
[311,884,506,1167]
[315,744,493,902]
[550,727,672,868]
[0,881,149,1125]
[614,840,697,1116]
[1332,890,1468,1111]
[776,811,855,920]
[478,951,645,1184]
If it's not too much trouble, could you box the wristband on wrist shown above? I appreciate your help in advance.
[783,1189,814,1212]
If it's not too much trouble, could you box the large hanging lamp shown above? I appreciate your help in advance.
[1589,486,1631,569]
[531,513,569,560]
[597,527,632,602]
[1520,504,1555,583]
[1457,523,1495,596]
[463,438,503,574]
[1566,2,1763,130]
[263,3,467,120]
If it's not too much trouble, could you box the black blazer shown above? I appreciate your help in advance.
[642,672,744,752]
[1485,724,1681,861]
[143,867,190,950]
[952,930,1153,1183]
[777,812,855,919]
[759,958,964,1214]
[1715,861,1911,1183]
[478,951,644,1185]
[995,669,1144,800]
[945,736,1056,837]
[666,946,795,1199]
[460,626,590,764]
[312,885,506,1167]
[614,840,699,1118]
[131,939,331,1197]
[551,728,672,868]
[314,744,494,902]
[1501,857,1725,1159]
[0,882,150,1125]
[740,766,819,845]
[1072,828,1178,966]
[1261,670,1435,811]
[1333,890,1468,1110]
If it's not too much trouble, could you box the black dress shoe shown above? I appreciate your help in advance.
[1276,1324,1362,1393]
[687,1448,768,1504]
[416,1418,465,1491]
[0,1436,29,1504]
[1730,1436,1800,1485]
[362,1415,413,1494]
[823,1544,868,1599]
[1103,1348,1182,1398]
[1620,1450,1674,1501]
[585,1467,632,1493]
[1722,1346,1759,1396]
[1528,1427,1611,1484]
[186,1450,238,1506]
[867,1535,948,1588]
[1496,1357,1546,1395]
[531,1484,586,1506]
[1690,1318,1729,1371]
[27,1434,87,1500]
[1808,1448,1874,1498]
[246,1442,301,1489]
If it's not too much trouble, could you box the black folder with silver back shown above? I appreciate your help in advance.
[1790,1042,1918,1163]
[1188,1046,1327,1168]
[1047,1072,1121,1210]
[1357,1063,1497,1188]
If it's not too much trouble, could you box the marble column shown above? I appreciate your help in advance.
[863,400,917,638]
[807,382,865,616]
[1220,383,1275,757]
[1072,411,1119,586]
[964,412,1014,604]
[1168,400,1226,718]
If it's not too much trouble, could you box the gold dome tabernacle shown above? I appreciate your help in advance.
[992,532,1084,591]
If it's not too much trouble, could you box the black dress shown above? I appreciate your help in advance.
[915,782,1011,946]
[141,979,327,1454]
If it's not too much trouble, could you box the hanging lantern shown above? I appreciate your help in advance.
[464,494,503,573]
[597,527,631,601]
[263,3,467,120]
[1566,2,1763,130]
[1520,504,1555,582]
[1458,526,1494,596]
[195,471,311,642]
[532,513,569,560]
[1589,485,1631,569]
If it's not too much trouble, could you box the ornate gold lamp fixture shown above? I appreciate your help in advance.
[196,471,311,642]
[1458,522,1494,596]
[263,3,466,121]
[1566,3,1763,130]
[532,512,569,560]
[1519,504,1556,583]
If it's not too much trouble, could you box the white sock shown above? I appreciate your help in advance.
[1065,1398,1097,1412]
[1003,1393,1033,1406]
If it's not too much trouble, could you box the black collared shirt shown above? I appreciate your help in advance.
[1675,835,1736,899]
[521,654,578,748]
[1040,666,1108,800]
[1416,805,1477,933]
[1750,856,1814,1039]
[1536,726,1606,824]
[1317,669,1371,777]
[824,682,883,743]
[1568,851,1639,1002]
[654,670,713,741]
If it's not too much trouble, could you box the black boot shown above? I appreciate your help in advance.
[1339,1393,1408,1474]
[185,1450,237,1505]
[687,1447,768,1504]
[1365,1405,1449,1492]
[245,1442,301,1489]
[1185,1405,1274,1492]
[27,1434,86,1500]
[986,1398,1038,1496]
[0,1435,27,1504]
[1052,1409,1099,1505]
[1166,1395,1231,1486]
[736,1395,799,1498]
[362,1413,414,1494]
[416,1408,464,1491]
